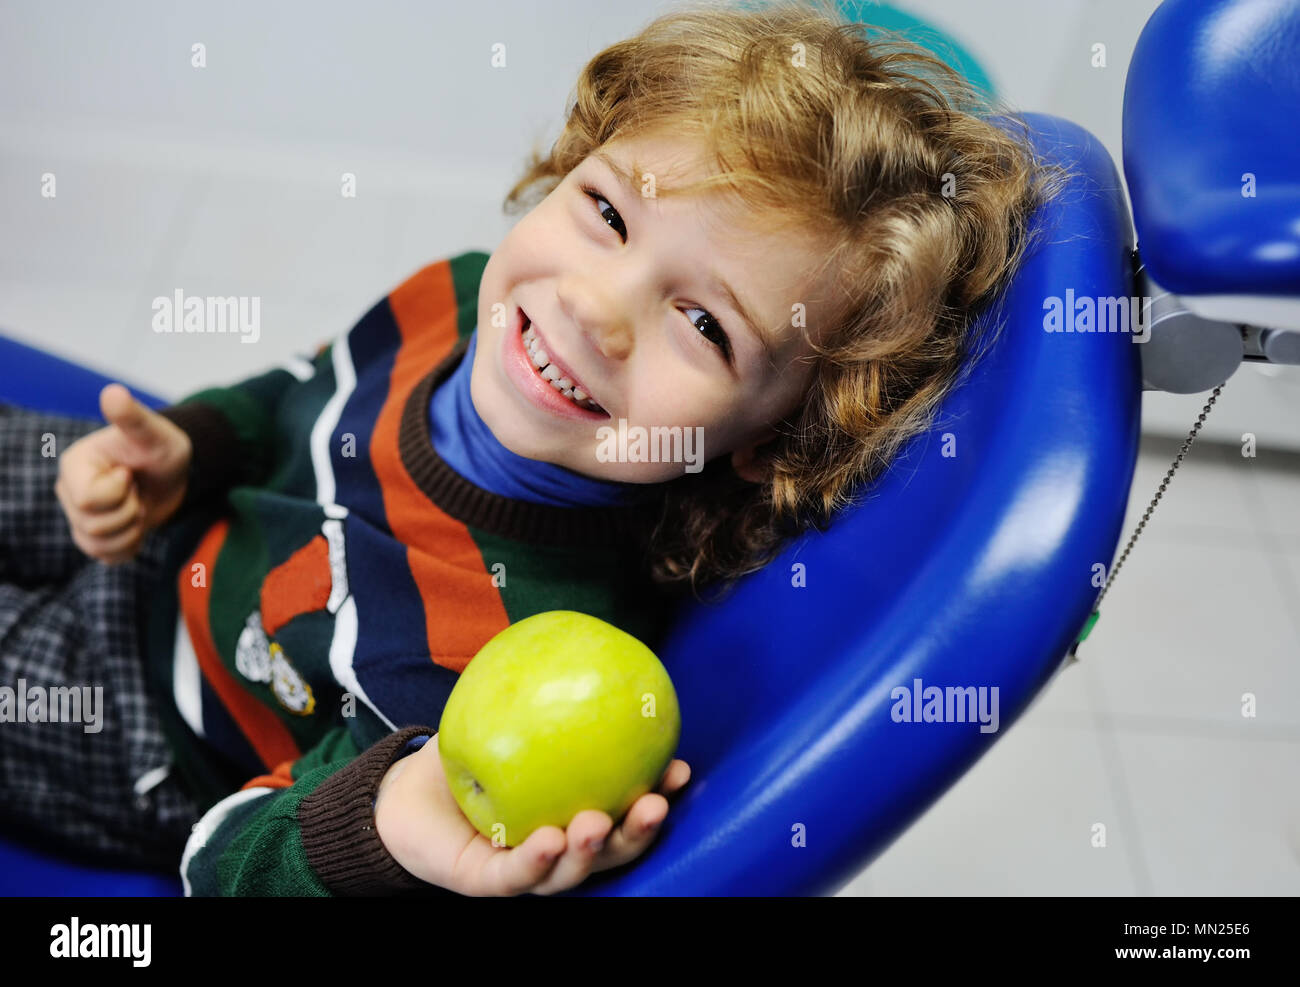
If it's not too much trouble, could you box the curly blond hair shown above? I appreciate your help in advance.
[502,0,1072,604]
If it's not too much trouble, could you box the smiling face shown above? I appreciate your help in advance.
[472,131,834,484]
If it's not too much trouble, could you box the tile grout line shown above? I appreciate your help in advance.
[1124,521,1300,553]
[1238,451,1300,652]
[1078,454,1155,896]
[1080,647,1156,895]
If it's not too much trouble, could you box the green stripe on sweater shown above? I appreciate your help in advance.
[450,252,489,341]
[188,727,365,896]
[467,526,673,653]
[271,353,339,497]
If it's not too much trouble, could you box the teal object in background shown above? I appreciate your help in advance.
[838,2,997,97]
[729,0,996,96]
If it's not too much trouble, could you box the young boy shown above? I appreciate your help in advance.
[1,0,1054,895]
[16,121,827,894]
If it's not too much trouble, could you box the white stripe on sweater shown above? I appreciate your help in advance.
[173,608,205,739]
[329,594,396,732]
[304,332,395,729]
[181,786,275,896]
[281,354,316,382]
[310,332,357,507]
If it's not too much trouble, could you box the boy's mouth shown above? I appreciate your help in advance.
[520,312,607,415]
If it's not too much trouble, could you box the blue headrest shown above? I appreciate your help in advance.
[1123,0,1300,297]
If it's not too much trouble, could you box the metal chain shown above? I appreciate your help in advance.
[1093,382,1225,611]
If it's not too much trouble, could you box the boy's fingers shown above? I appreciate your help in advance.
[65,463,131,512]
[76,518,144,563]
[100,384,162,450]
[591,795,667,872]
[488,828,565,897]
[658,759,691,795]
[79,485,143,537]
[87,466,131,511]
[528,810,612,894]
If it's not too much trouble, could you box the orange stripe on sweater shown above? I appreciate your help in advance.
[260,534,332,636]
[375,262,510,673]
[178,519,302,771]
[241,757,297,792]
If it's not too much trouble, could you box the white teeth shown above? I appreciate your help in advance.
[521,320,605,414]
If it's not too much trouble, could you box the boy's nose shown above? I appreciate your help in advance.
[560,277,636,358]
[585,321,634,361]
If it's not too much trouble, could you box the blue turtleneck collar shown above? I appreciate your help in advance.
[428,329,660,507]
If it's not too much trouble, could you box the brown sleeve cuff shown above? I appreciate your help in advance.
[298,725,445,896]
[156,401,246,512]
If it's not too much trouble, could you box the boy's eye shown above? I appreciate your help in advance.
[583,187,627,240]
[580,185,735,366]
[683,308,732,360]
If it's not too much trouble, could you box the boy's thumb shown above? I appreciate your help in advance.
[100,383,161,447]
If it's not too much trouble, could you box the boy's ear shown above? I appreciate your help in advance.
[730,429,779,483]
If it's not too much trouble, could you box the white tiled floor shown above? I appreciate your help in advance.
[3,143,1297,898]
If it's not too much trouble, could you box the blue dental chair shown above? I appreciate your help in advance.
[3,0,1296,896]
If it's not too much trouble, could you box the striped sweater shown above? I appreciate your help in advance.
[143,251,676,895]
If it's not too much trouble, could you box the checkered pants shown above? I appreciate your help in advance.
[0,402,203,872]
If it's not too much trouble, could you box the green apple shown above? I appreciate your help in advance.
[437,610,681,848]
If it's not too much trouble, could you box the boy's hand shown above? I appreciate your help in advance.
[374,732,691,896]
[54,383,193,564]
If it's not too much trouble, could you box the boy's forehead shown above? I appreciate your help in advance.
[594,134,814,255]
[595,132,756,218]
[596,131,708,183]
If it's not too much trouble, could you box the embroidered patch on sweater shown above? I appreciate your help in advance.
[234,609,316,716]
[269,642,316,715]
